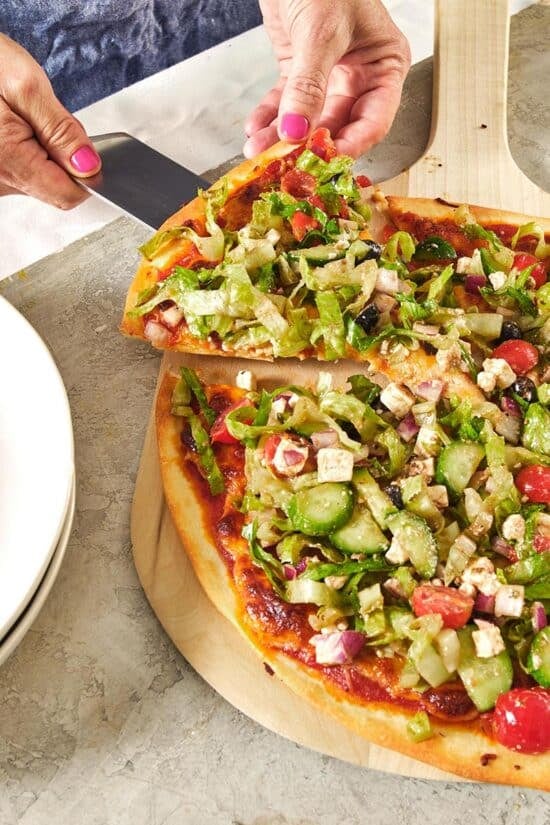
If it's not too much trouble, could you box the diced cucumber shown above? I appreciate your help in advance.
[435,441,485,498]
[457,628,513,712]
[463,313,503,340]
[352,467,398,530]
[401,477,444,532]
[289,244,345,264]
[386,511,438,580]
[330,506,389,554]
[527,626,550,688]
[288,482,354,536]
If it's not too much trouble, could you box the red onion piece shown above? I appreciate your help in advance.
[283,565,297,581]
[310,630,364,665]
[500,396,522,418]
[295,558,308,575]
[475,592,495,614]
[283,449,307,467]
[491,536,518,563]
[531,602,548,631]
[465,274,487,294]
[397,412,420,442]
[311,430,339,450]
[144,319,172,346]
[416,380,445,403]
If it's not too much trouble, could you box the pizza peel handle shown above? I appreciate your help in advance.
[386,0,550,215]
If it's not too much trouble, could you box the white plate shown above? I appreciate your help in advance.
[0,476,75,666]
[0,297,74,637]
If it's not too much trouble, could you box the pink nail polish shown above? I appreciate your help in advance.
[70,145,100,173]
[280,113,310,141]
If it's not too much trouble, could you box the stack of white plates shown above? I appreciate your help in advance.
[0,296,75,666]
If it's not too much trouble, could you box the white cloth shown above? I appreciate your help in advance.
[0,1,533,280]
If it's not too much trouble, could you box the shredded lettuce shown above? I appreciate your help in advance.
[384,231,416,263]
[312,292,346,360]
[511,221,550,259]
[188,414,225,495]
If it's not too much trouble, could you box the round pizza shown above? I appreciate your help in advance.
[123,129,550,787]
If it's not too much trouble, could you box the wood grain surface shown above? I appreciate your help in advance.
[131,0,549,785]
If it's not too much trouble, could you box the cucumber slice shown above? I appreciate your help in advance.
[386,511,438,579]
[527,626,550,688]
[289,244,345,264]
[435,441,485,498]
[330,506,389,555]
[352,467,398,530]
[457,628,513,712]
[288,483,354,536]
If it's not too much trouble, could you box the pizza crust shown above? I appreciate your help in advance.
[155,372,550,790]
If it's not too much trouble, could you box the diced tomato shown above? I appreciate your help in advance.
[281,168,316,199]
[491,339,539,374]
[533,533,550,553]
[356,175,372,188]
[290,211,320,242]
[210,399,253,445]
[513,252,547,289]
[515,465,550,505]
[158,244,203,280]
[263,434,282,465]
[306,127,337,161]
[337,196,350,219]
[307,193,328,213]
[493,688,550,754]
[411,585,474,629]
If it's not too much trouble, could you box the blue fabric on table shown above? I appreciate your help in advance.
[0,0,262,112]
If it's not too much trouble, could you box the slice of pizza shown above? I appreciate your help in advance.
[121,129,550,373]
[156,362,550,788]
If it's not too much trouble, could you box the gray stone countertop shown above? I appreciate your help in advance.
[0,5,549,824]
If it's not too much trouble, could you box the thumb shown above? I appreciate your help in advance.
[9,76,101,179]
[278,37,340,143]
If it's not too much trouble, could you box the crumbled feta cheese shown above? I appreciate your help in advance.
[477,370,496,393]
[472,620,505,658]
[494,584,525,618]
[407,457,435,480]
[414,425,440,457]
[488,271,507,291]
[380,382,415,418]
[317,448,354,483]
[464,487,483,521]
[481,358,516,389]
[265,228,281,246]
[375,267,400,294]
[462,557,500,596]
[358,583,384,614]
[502,513,526,542]
[388,342,411,361]
[427,485,449,509]
[458,582,477,598]
[468,511,494,539]
[235,369,256,391]
[385,535,410,565]
[325,575,348,590]
[456,256,472,274]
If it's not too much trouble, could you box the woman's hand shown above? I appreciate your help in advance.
[0,34,101,208]
[245,0,410,158]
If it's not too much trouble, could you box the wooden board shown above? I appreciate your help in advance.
[132,0,550,784]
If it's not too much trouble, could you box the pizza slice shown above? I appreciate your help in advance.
[122,129,550,375]
[156,362,550,788]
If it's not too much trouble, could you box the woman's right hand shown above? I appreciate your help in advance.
[0,34,101,208]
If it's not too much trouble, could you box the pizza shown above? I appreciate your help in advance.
[123,128,550,785]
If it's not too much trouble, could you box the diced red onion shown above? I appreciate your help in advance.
[311,430,339,450]
[412,323,439,336]
[144,320,172,346]
[283,565,297,581]
[309,630,364,665]
[465,274,487,294]
[283,449,307,467]
[416,380,445,403]
[295,559,307,575]
[491,536,518,562]
[531,602,548,631]
[500,397,522,418]
[475,592,495,614]
[159,305,184,329]
[397,412,420,442]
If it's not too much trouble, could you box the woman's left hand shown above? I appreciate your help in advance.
[245,0,410,159]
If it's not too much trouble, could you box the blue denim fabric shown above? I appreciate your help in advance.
[0,1,262,111]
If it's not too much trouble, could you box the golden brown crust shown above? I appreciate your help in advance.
[156,372,549,790]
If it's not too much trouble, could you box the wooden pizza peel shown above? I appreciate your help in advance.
[131,0,550,784]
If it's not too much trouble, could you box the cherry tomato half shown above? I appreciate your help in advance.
[493,688,550,753]
[281,168,316,199]
[533,533,550,553]
[515,465,550,505]
[513,252,547,290]
[290,211,320,242]
[491,339,539,374]
[356,174,372,188]
[210,399,253,445]
[411,585,474,629]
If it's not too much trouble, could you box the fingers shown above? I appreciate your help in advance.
[333,77,406,158]
[0,98,88,209]
[244,82,282,138]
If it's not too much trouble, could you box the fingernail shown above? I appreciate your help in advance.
[70,145,100,173]
[280,113,309,141]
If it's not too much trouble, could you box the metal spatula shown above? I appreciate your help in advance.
[81,133,210,230]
